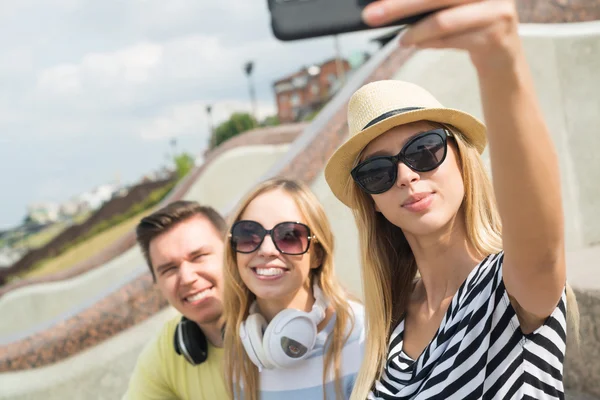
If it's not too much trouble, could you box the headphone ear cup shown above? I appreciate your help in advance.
[263,309,317,369]
[175,318,208,365]
[240,313,273,369]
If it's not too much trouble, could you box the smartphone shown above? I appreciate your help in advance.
[268,0,434,41]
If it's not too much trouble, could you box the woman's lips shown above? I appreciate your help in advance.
[402,192,434,212]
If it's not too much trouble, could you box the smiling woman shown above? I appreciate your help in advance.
[222,177,365,400]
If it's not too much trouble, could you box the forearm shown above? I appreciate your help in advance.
[476,49,564,267]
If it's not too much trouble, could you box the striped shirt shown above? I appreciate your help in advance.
[255,301,365,400]
[370,252,567,400]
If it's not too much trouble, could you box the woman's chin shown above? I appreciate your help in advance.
[398,215,456,239]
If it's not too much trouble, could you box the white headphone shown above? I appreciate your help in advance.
[239,284,328,370]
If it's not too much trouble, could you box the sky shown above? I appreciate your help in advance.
[0,0,390,230]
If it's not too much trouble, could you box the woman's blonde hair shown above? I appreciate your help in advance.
[223,177,356,400]
[348,122,580,400]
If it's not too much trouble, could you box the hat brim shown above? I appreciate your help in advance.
[324,108,487,208]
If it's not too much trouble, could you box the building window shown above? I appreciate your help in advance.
[291,93,300,107]
[292,75,308,88]
[311,83,319,95]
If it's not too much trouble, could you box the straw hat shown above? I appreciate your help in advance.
[324,80,487,208]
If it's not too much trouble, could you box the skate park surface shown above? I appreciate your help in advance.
[1,12,599,400]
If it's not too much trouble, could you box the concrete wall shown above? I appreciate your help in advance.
[312,172,363,299]
[0,307,178,400]
[185,144,291,214]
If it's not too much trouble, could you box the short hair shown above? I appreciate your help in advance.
[136,200,226,281]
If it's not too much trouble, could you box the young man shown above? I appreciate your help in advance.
[123,200,228,400]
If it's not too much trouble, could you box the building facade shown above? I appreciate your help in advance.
[273,58,351,123]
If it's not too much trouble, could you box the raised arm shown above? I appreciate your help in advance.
[363,0,566,323]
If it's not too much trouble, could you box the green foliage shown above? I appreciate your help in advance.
[212,112,257,149]
[303,104,326,122]
[59,181,176,252]
[173,152,195,181]
[260,115,280,127]
[4,172,181,282]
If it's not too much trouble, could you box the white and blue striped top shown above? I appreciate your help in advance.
[253,301,365,400]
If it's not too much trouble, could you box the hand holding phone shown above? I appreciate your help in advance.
[268,0,437,41]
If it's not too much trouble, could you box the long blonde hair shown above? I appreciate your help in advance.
[349,123,580,400]
[223,177,356,400]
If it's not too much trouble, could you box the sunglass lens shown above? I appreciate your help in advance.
[404,133,446,172]
[273,222,309,255]
[231,221,263,253]
[354,158,397,194]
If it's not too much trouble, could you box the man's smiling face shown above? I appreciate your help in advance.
[149,215,224,325]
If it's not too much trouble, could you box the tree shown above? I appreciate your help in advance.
[173,152,195,180]
[212,112,257,149]
[303,103,326,122]
[260,115,280,127]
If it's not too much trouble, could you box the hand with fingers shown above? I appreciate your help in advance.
[362,0,522,71]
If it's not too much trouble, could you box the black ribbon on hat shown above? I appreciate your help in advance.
[362,107,425,130]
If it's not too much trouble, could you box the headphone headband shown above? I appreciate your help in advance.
[248,283,328,321]
[310,284,328,324]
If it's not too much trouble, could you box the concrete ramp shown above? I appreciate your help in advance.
[0,143,290,345]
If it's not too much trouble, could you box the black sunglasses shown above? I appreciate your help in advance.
[351,128,452,195]
[229,220,316,255]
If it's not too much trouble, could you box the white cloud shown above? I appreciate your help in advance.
[138,99,276,141]
[0,46,34,77]
[160,35,225,79]
[0,0,386,228]
[37,64,81,95]
[83,42,163,84]
[138,101,207,141]
[35,178,70,201]
[0,0,79,19]
[36,42,163,97]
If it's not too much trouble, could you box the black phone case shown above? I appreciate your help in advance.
[268,0,432,41]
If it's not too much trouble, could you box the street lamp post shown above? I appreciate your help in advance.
[244,61,258,122]
[334,35,346,86]
[170,138,178,160]
[206,104,214,149]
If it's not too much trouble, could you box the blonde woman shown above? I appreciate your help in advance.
[223,178,365,400]
[324,1,579,399]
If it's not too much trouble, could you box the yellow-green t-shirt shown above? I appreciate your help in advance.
[122,315,228,400]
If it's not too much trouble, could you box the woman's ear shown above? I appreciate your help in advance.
[311,244,324,269]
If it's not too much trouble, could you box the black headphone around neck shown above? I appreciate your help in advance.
[173,317,208,366]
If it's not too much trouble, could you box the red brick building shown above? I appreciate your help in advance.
[273,58,351,123]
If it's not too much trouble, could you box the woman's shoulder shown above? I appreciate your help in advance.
[470,251,505,286]
[347,298,364,311]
